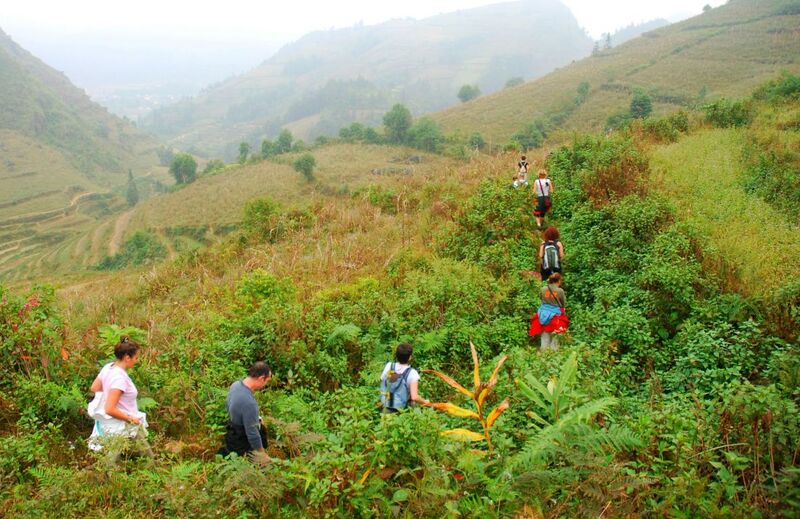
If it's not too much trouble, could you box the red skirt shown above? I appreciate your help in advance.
[529,308,569,336]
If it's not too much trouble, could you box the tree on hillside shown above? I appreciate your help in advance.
[203,159,226,175]
[703,4,712,12]
[277,129,294,153]
[169,153,198,184]
[238,142,251,164]
[261,139,276,158]
[505,77,524,89]
[458,84,481,103]
[577,81,590,103]
[469,132,485,150]
[408,117,444,153]
[293,153,316,182]
[126,169,139,207]
[630,90,653,119]
[604,33,612,50]
[383,104,413,144]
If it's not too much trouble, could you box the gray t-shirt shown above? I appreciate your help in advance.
[226,380,262,450]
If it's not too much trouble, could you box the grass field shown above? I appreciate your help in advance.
[651,128,800,295]
[434,0,800,142]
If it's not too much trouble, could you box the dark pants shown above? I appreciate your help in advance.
[219,422,268,456]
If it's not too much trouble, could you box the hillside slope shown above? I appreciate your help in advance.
[433,0,800,141]
[140,0,592,157]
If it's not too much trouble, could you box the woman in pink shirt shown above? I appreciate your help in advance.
[88,337,152,460]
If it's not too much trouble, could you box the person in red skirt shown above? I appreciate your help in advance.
[528,272,569,351]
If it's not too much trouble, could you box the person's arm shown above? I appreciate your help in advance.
[538,242,544,260]
[558,242,565,259]
[90,376,102,393]
[104,389,141,425]
[408,380,430,406]
[242,401,265,452]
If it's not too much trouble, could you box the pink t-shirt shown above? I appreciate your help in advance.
[97,363,139,415]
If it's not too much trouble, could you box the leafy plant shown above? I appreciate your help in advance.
[425,342,509,451]
[97,324,147,347]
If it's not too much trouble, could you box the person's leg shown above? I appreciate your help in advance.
[540,332,551,351]
[550,333,560,351]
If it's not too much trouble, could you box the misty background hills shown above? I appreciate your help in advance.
[140,0,593,158]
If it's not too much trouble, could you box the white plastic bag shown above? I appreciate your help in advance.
[87,391,148,451]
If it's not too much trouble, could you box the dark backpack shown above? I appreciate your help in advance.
[542,241,560,272]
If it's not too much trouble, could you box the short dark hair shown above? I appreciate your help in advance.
[248,361,272,378]
[114,337,140,360]
[395,343,413,364]
[548,272,562,284]
[520,155,526,160]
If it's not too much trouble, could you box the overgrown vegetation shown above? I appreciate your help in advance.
[1,76,799,518]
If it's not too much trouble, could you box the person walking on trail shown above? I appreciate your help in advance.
[539,226,564,281]
[380,343,430,412]
[514,155,530,188]
[533,169,553,229]
[528,273,570,351]
[87,337,153,462]
[220,361,272,458]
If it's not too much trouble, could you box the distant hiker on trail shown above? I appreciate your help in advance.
[539,226,564,281]
[380,343,430,412]
[219,361,272,458]
[87,337,153,463]
[528,272,569,351]
[514,155,530,188]
[533,169,553,229]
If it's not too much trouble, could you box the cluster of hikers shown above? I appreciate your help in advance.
[85,154,569,460]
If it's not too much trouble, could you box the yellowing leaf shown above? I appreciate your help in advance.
[477,387,490,408]
[441,428,485,442]
[470,342,481,392]
[424,370,473,399]
[431,402,480,420]
[358,469,371,485]
[486,355,508,390]
[486,398,510,428]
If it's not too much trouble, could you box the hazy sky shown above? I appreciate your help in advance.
[4,0,727,41]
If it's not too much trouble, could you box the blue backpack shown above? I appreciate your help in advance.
[381,363,413,411]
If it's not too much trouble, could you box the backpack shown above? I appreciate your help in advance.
[381,363,413,411]
[542,241,560,272]
[518,161,529,174]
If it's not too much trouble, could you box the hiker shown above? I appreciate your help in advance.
[539,226,564,280]
[380,343,430,412]
[528,273,569,351]
[533,169,553,228]
[87,337,153,461]
[514,155,530,188]
[220,361,272,457]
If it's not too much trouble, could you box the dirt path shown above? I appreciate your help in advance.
[108,210,134,256]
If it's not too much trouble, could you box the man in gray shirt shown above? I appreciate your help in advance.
[220,361,272,456]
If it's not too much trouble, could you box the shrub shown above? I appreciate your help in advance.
[293,153,316,182]
[703,98,752,127]
[96,231,167,270]
[407,117,444,153]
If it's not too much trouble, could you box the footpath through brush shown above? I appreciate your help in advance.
[651,128,800,295]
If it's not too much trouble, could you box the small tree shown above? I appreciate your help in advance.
[276,129,293,154]
[238,142,251,164]
[125,169,139,207]
[505,77,524,89]
[293,153,316,182]
[261,139,276,158]
[604,33,612,50]
[407,117,444,153]
[457,84,481,103]
[630,90,653,119]
[383,104,413,144]
[202,159,226,175]
[703,4,712,12]
[468,132,485,150]
[169,153,198,184]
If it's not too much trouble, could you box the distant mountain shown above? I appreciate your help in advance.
[433,0,800,142]
[0,27,160,187]
[141,0,593,158]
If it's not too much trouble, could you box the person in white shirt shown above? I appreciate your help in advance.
[380,343,430,412]
[533,169,554,229]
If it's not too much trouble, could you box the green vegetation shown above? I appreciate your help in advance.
[457,84,481,103]
[169,153,198,184]
[383,104,413,145]
[292,153,316,182]
[96,231,167,270]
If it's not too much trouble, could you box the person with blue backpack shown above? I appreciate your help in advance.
[380,343,430,412]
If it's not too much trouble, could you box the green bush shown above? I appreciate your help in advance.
[96,231,167,270]
[703,98,752,127]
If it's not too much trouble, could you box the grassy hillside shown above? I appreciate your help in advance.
[433,0,800,142]
[141,0,592,157]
